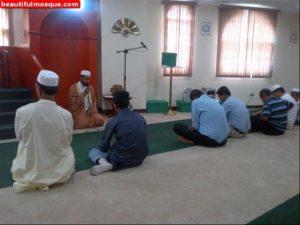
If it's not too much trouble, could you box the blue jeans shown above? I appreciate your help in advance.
[89,148,108,165]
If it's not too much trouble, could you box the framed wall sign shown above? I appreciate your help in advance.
[290,31,299,44]
[201,22,211,35]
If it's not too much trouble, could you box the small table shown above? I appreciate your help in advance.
[103,94,133,116]
[103,94,117,116]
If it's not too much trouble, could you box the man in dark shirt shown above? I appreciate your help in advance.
[251,89,288,135]
[88,90,149,176]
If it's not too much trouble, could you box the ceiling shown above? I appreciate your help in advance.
[196,0,300,12]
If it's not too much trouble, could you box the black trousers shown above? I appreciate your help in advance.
[250,116,285,136]
[173,123,227,147]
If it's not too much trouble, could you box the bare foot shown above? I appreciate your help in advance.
[49,183,64,189]
[179,136,195,145]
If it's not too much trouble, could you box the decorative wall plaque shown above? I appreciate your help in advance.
[201,22,211,35]
[290,31,299,44]
[112,18,140,36]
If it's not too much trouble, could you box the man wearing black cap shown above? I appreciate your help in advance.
[88,90,149,175]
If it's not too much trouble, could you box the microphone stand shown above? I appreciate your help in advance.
[116,45,146,91]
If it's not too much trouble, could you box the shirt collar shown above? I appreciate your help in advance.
[118,108,131,114]
[223,95,232,103]
[266,95,275,102]
[77,81,88,91]
[38,99,57,105]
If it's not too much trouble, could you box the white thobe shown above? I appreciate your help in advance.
[77,81,91,112]
[281,93,297,129]
[11,100,75,192]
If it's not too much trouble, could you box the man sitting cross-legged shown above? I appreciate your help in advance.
[173,89,230,147]
[270,84,297,129]
[217,86,251,138]
[88,90,149,175]
[68,70,106,129]
[251,89,288,135]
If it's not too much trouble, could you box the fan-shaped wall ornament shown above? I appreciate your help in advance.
[112,18,140,36]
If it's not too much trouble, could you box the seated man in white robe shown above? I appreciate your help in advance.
[11,70,75,192]
[291,88,300,125]
[68,70,105,129]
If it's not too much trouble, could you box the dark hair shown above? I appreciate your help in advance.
[273,87,285,93]
[259,89,272,98]
[113,90,130,109]
[216,86,231,96]
[190,89,203,101]
[37,82,58,95]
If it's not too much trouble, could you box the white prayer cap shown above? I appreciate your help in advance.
[80,70,91,77]
[291,88,300,93]
[37,70,59,87]
[270,84,282,92]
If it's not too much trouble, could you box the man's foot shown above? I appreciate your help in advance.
[49,183,64,189]
[90,163,113,176]
[179,136,195,144]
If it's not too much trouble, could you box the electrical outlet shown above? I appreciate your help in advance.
[250,93,254,97]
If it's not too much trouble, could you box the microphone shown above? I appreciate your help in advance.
[141,42,148,49]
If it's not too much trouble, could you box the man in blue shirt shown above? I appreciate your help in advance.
[251,89,288,135]
[173,89,229,147]
[217,86,251,138]
[88,90,149,175]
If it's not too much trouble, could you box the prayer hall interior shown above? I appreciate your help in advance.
[0,0,299,224]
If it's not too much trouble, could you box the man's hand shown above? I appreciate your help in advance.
[84,87,90,96]
[252,109,262,117]
[86,109,93,116]
[189,127,195,132]
[260,116,268,122]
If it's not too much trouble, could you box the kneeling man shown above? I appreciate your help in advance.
[173,89,229,147]
[217,86,251,138]
[251,89,288,135]
[69,70,105,129]
[11,70,75,192]
[89,90,149,175]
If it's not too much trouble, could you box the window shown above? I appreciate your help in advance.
[0,9,10,46]
[164,2,195,76]
[216,7,278,78]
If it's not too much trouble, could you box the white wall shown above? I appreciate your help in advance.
[146,2,299,106]
[10,2,299,108]
[101,0,149,109]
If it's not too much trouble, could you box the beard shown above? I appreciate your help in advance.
[80,80,90,87]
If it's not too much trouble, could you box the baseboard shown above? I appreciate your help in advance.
[100,105,262,115]
[134,109,147,113]
[101,109,147,115]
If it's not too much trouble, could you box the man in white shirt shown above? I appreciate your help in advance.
[291,88,300,125]
[270,84,297,129]
[11,70,75,192]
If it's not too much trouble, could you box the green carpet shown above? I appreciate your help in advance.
[0,117,298,224]
[0,119,191,189]
[248,194,300,225]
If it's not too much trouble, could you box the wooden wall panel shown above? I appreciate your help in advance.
[26,9,99,108]
[1,10,100,108]
[0,46,21,88]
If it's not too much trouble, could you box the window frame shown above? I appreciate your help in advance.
[163,1,196,77]
[216,6,279,79]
